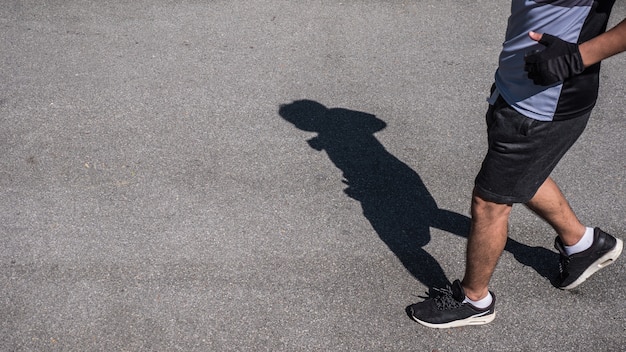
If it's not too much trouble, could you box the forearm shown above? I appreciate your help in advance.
[579,18,626,67]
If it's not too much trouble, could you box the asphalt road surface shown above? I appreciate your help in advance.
[2,1,625,351]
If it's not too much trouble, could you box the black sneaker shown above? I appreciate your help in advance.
[407,280,495,328]
[554,227,623,290]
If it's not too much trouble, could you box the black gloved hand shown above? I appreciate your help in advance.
[524,33,585,86]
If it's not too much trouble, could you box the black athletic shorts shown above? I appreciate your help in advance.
[474,95,590,204]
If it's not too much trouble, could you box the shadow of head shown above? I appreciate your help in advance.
[278,99,386,136]
[278,100,330,133]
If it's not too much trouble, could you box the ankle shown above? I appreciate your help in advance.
[558,224,587,246]
[460,282,489,301]
[563,227,594,255]
[464,291,493,309]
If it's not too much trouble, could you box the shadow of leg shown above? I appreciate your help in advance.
[505,238,559,285]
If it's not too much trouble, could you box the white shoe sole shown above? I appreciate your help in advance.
[412,311,496,329]
[562,238,623,290]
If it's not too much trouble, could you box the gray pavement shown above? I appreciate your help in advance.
[1,1,625,351]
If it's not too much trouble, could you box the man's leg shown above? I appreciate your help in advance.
[526,176,622,289]
[525,177,585,246]
[461,190,512,301]
[407,189,503,328]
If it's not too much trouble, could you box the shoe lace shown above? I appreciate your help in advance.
[558,254,570,275]
[432,285,463,310]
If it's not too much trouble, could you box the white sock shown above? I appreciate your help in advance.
[564,227,594,256]
[464,292,493,310]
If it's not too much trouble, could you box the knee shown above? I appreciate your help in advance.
[471,191,512,221]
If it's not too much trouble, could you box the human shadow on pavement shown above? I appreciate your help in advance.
[278,100,558,288]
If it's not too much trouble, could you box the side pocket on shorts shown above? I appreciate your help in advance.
[520,117,538,137]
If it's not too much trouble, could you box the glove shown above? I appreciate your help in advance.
[524,34,585,86]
